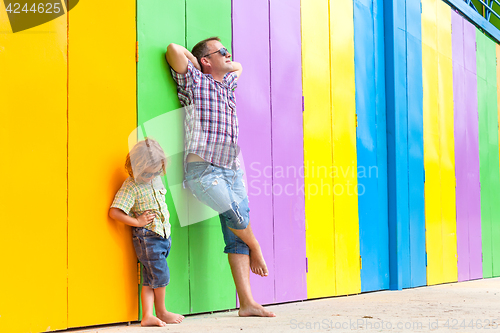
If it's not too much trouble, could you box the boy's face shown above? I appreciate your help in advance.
[138,165,163,183]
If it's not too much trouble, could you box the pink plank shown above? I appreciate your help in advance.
[452,12,469,282]
[270,0,307,302]
[464,19,483,280]
[232,0,275,304]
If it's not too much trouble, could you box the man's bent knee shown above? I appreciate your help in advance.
[220,197,250,230]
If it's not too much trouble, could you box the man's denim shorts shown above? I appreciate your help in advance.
[185,161,250,255]
[132,227,171,289]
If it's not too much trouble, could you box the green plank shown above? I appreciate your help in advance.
[137,0,190,316]
[477,32,487,80]
[485,37,500,277]
[477,31,493,278]
[185,0,235,314]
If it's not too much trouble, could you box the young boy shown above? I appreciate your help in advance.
[109,138,184,326]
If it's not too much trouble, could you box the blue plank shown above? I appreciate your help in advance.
[406,33,427,288]
[406,0,427,288]
[374,0,390,291]
[384,0,410,291]
[384,0,400,290]
[396,25,411,290]
[406,0,420,39]
[355,0,387,292]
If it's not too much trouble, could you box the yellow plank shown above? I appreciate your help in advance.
[437,1,452,58]
[301,0,336,299]
[330,0,361,295]
[422,0,437,50]
[0,4,67,333]
[67,0,138,327]
[437,3,457,283]
[422,40,444,286]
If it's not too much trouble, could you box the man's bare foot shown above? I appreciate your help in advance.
[141,315,167,327]
[250,249,268,277]
[239,302,276,317]
[157,311,185,324]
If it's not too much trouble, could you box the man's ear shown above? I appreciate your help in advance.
[200,57,210,71]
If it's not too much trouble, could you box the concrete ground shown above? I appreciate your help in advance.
[67,277,500,333]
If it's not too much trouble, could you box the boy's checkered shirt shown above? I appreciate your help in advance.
[111,177,171,238]
[171,60,240,169]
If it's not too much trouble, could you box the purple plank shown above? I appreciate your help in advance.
[270,0,307,302]
[464,19,477,75]
[232,0,275,305]
[464,19,483,280]
[452,12,469,282]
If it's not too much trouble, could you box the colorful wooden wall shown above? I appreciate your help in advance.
[2,0,500,332]
[1,0,138,332]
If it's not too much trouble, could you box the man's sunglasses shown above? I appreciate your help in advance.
[141,169,163,178]
[203,47,229,58]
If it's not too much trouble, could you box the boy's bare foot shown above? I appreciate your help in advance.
[157,311,185,324]
[239,302,276,317]
[250,249,268,277]
[141,315,167,327]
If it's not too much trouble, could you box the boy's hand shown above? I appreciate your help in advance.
[136,211,156,227]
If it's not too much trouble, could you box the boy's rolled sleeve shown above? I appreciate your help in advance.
[110,180,136,215]
[170,60,202,90]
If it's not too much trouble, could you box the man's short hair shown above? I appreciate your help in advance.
[192,36,220,72]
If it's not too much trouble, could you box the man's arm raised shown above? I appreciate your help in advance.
[166,43,201,74]
[231,61,243,79]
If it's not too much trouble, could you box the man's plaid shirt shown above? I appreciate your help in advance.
[171,60,240,169]
[110,177,171,238]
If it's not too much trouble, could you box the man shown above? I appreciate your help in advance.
[166,37,275,317]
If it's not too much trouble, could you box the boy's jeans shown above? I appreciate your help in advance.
[133,227,171,289]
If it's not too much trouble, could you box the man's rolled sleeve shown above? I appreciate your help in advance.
[110,180,136,215]
[170,60,202,90]
[224,72,238,91]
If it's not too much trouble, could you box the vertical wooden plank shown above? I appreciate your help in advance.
[437,2,458,284]
[185,0,236,313]
[395,0,412,290]
[355,0,389,292]
[68,0,138,326]
[270,0,307,303]
[485,37,500,278]
[0,4,67,333]
[137,0,190,314]
[232,0,275,305]
[384,0,410,290]
[301,0,336,299]
[477,31,492,278]
[498,45,500,248]
[498,44,500,220]
[422,0,444,286]
[452,12,470,282]
[496,42,500,277]
[463,20,482,280]
[374,0,390,289]
[330,0,361,295]
[407,0,427,288]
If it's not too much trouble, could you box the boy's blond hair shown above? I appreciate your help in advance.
[125,138,167,179]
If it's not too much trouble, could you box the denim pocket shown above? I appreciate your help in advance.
[135,227,158,238]
[185,162,211,181]
[143,229,158,238]
[199,166,222,192]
